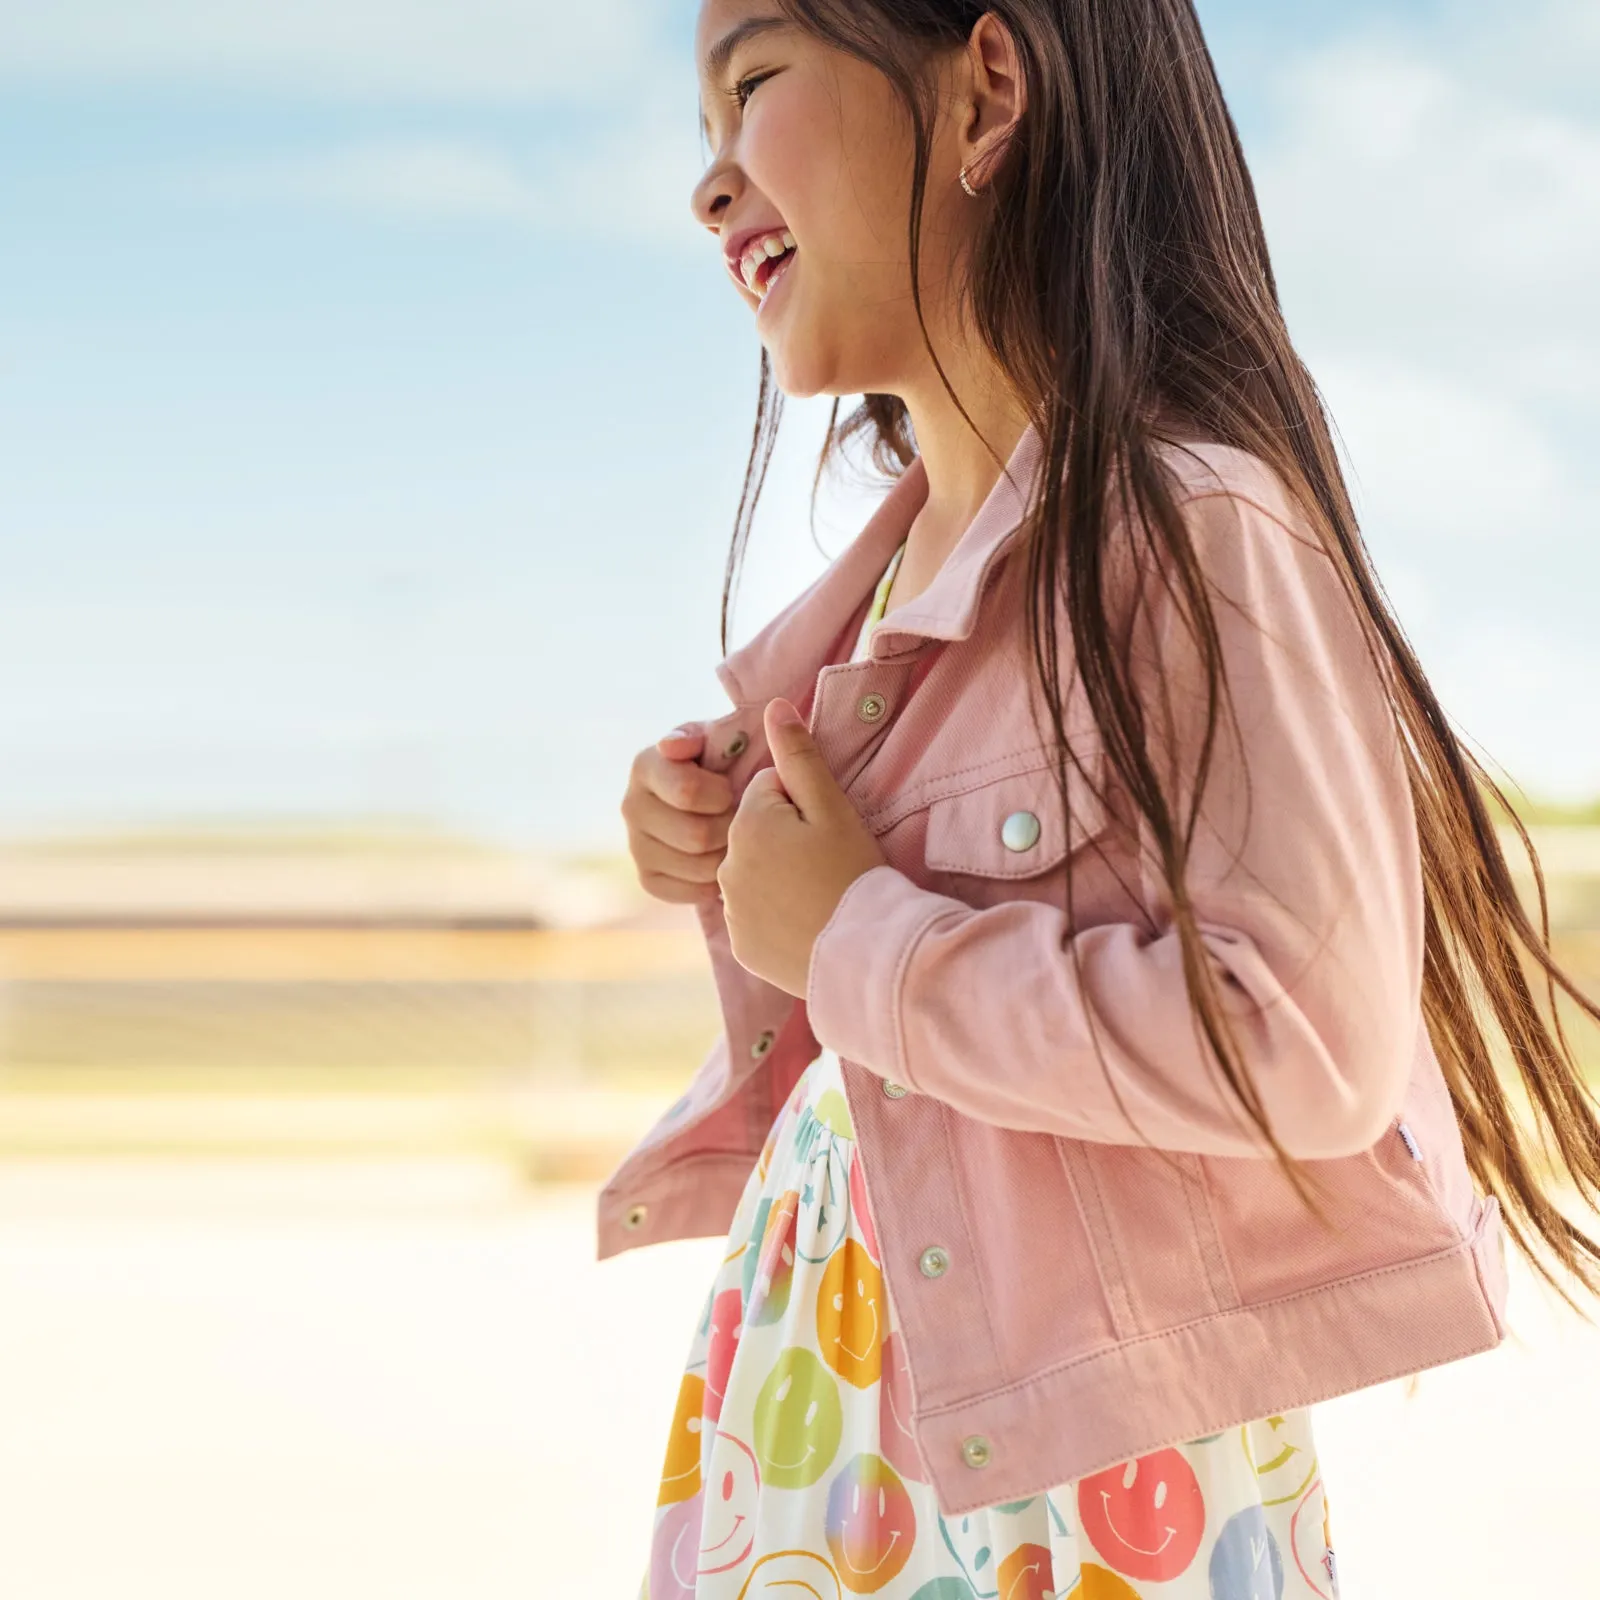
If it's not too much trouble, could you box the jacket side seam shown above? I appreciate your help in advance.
[936,1100,1005,1379]
[1053,1139,1135,1341]
[1179,1153,1241,1314]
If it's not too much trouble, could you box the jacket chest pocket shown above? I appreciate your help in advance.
[921,757,1108,891]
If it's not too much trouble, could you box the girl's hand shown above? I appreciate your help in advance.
[621,724,736,906]
[719,698,889,997]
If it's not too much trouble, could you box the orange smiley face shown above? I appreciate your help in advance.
[816,1239,884,1388]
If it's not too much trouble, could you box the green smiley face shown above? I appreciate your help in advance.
[752,1346,842,1489]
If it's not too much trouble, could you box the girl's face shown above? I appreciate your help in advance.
[691,2,973,399]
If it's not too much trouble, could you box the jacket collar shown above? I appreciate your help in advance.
[714,419,1045,709]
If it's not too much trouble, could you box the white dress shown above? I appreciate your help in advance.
[641,539,1340,1600]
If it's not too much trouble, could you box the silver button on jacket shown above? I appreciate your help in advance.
[1000,809,1041,852]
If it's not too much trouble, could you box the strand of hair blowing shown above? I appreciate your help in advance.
[719,0,1600,1310]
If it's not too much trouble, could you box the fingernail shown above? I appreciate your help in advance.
[664,726,693,741]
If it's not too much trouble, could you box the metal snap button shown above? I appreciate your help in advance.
[919,1245,950,1278]
[723,730,749,759]
[623,1203,648,1230]
[960,1435,993,1469]
[856,692,887,724]
[750,1029,776,1060]
[1000,810,1041,852]
[881,1080,909,1100]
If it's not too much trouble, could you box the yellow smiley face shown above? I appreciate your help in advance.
[657,1372,706,1507]
[1240,1414,1318,1507]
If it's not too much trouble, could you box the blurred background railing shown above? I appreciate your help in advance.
[0,829,720,1176]
[1,807,1595,1176]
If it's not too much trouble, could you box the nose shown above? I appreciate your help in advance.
[690,155,739,236]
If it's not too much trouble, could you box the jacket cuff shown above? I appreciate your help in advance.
[805,863,965,1086]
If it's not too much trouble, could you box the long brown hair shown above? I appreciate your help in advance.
[715,0,1600,1309]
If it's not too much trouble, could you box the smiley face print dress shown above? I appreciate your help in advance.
[640,538,1342,1600]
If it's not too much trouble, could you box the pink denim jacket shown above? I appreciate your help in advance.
[597,421,1509,1515]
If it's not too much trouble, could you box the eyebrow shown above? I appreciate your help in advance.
[699,16,792,135]
[704,15,791,80]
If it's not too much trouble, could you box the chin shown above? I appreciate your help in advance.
[764,332,855,401]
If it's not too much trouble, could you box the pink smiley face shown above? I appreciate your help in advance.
[1077,1448,1206,1582]
[1290,1477,1336,1599]
[699,1430,761,1576]
[648,1492,702,1600]
[848,1154,880,1260]
[875,1332,926,1484]
[705,1288,744,1422]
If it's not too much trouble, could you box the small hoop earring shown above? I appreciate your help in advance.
[958,164,980,198]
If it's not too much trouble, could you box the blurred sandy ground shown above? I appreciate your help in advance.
[0,822,1594,1598]
[0,1165,1595,1599]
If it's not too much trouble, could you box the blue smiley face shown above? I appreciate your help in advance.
[1209,1505,1285,1600]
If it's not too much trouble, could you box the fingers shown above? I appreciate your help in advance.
[627,819,726,903]
[635,865,723,906]
[627,785,732,861]
[623,738,738,904]
[655,727,704,758]
[639,741,735,816]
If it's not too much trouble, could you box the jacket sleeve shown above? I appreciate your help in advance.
[803,484,1425,1160]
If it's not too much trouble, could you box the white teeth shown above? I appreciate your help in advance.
[736,229,796,294]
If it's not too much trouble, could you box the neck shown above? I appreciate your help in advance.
[898,362,1032,572]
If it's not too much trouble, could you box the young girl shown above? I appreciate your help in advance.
[610,3,1600,1595]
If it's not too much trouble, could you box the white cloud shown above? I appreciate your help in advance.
[185,99,707,247]
[0,0,667,102]
[1253,2,1600,530]
[1318,361,1590,544]
[1423,620,1600,802]
[1251,0,1600,798]
[211,140,549,222]
[1257,36,1600,387]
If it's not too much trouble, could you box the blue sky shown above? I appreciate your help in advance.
[0,0,1595,850]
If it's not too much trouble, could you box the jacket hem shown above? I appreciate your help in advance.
[595,1149,757,1262]
[913,1194,1507,1515]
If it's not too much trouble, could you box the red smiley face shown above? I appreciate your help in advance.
[1077,1448,1206,1582]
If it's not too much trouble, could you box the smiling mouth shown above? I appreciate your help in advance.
[733,229,798,301]
[700,1513,747,1556]
[838,1299,880,1363]
[842,1530,902,1577]
[1099,1492,1177,1558]
[751,245,796,302]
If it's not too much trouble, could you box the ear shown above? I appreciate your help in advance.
[961,12,1027,182]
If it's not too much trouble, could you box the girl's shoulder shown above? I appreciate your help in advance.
[1137,437,1337,607]
[1151,436,1308,535]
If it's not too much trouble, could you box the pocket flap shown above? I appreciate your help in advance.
[924,765,1106,879]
